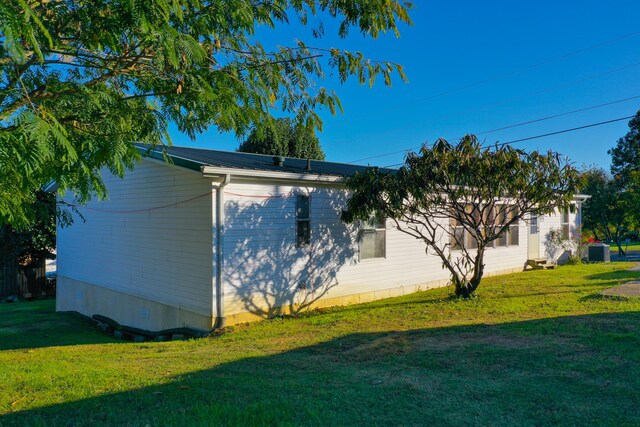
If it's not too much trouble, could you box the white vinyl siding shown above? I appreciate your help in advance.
[538,206,580,263]
[221,182,530,317]
[58,159,583,327]
[57,160,214,316]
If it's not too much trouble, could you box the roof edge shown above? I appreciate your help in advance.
[137,146,204,172]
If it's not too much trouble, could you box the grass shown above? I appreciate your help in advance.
[2,263,640,426]
[608,242,640,254]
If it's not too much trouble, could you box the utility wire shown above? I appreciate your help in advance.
[75,190,294,214]
[493,115,634,147]
[473,95,640,135]
[349,94,640,163]
[384,60,640,137]
[380,115,636,168]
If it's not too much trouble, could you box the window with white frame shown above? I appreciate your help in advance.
[450,204,479,250]
[494,205,519,247]
[508,207,519,246]
[296,195,310,247]
[451,204,519,250]
[360,215,386,259]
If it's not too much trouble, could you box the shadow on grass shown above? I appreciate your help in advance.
[3,312,640,426]
[579,293,634,302]
[585,268,640,283]
[0,299,117,351]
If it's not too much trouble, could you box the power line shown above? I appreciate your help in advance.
[494,115,634,147]
[349,60,640,164]
[380,115,635,168]
[349,94,640,163]
[386,60,640,137]
[474,95,640,135]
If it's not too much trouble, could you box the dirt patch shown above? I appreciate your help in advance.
[342,334,412,361]
[342,330,551,363]
[602,282,640,297]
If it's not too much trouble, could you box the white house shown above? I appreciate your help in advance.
[56,146,587,332]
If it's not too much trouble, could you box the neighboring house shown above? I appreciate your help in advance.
[56,146,588,331]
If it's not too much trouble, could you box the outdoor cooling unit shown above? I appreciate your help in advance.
[588,243,610,263]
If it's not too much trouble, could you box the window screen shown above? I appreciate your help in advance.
[296,195,310,247]
[360,216,386,259]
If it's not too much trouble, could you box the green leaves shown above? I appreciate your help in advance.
[609,110,640,188]
[0,0,411,226]
[238,117,325,160]
[344,136,581,295]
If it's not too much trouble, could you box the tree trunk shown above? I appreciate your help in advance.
[453,248,485,298]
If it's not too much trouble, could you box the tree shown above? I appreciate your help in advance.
[581,167,637,256]
[609,110,640,187]
[0,191,60,262]
[0,1,412,226]
[342,136,581,298]
[238,118,325,160]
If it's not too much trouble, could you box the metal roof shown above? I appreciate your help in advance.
[137,144,396,177]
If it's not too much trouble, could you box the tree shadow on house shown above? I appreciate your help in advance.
[4,312,640,426]
[0,299,117,351]
[223,188,358,319]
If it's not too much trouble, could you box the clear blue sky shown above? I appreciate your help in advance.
[170,0,640,171]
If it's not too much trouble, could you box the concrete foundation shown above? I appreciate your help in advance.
[58,266,525,330]
[56,276,213,331]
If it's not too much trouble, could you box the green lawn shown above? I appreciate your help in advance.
[2,263,640,426]
[609,242,640,253]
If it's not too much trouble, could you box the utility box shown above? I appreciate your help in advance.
[588,243,610,262]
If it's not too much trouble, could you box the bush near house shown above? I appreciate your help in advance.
[2,263,640,425]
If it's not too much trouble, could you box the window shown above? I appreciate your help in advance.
[494,207,508,247]
[360,215,386,259]
[530,213,538,234]
[508,207,519,246]
[450,216,465,250]
[561,209,570,240]
[451,204,520,250]
[494,205,519,247]
[296,195,310,247]
[450,204,479,250]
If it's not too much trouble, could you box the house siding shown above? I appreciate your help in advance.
[538,207,580,263]
[56,159,214,330]
[221,182,530,322]
[57,158,585,330]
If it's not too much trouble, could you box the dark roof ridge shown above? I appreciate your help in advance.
[135,143,397,177]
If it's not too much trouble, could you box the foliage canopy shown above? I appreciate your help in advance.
[580,167,636,255]
[343,136,581,297]
[238,117,325,160]
[0,0,412,226]
[609,110,640,188]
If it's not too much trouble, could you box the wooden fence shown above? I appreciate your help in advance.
[0,254,52,300]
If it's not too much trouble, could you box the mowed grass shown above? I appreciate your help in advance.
[609,242,640,253]
[2,263,640,426]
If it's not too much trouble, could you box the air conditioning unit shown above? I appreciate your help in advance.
[588,243,610,262]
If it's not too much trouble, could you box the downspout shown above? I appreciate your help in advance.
[213,174,231,329]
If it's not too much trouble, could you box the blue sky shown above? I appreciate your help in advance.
[170,0,640,171]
